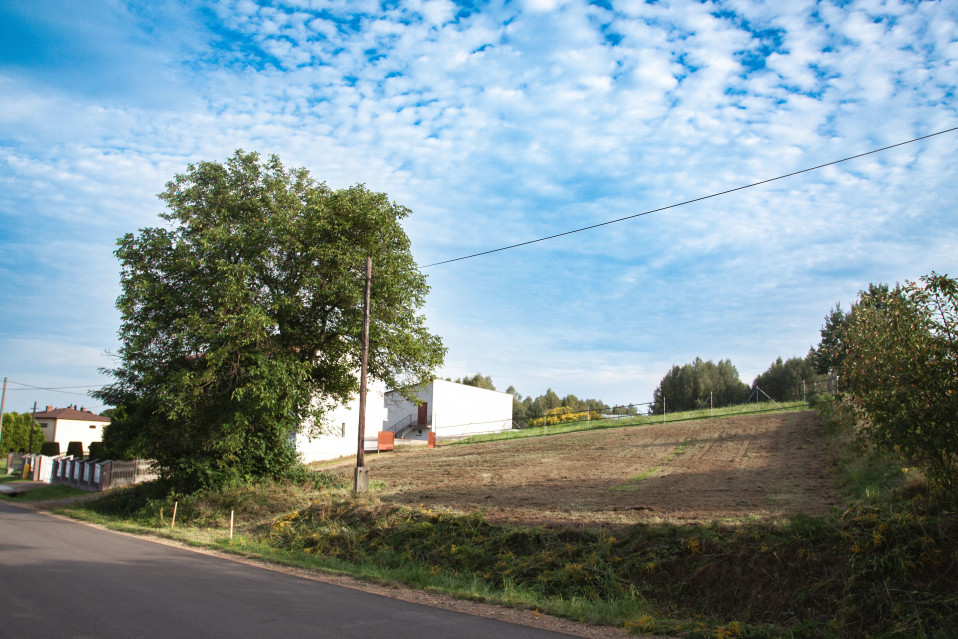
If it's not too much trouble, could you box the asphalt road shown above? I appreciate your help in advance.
[0,501,575,638]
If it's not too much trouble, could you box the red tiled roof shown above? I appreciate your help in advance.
[32,406,110,422]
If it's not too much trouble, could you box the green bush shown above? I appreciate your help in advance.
[1,412,46,453]
[66,441,84,458]
[40,442,61,456]
[817,273,958,498]
[88,442,104,459]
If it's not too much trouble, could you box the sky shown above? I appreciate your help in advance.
[1,0,956,415]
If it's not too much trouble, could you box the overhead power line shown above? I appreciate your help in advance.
[6,380,105,396]
[422,126,958,269]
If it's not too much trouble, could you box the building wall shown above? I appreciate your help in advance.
[384,380,513,439]
[383,384,432,434]
[36,419,106,454]
[295,380,388,463]
[432,380,513,437]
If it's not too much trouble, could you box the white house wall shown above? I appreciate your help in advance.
[383,384,432,433]
[384,380,513,439]
[36,419,106,455]
[432,380,513,436]
[295,380,387,463]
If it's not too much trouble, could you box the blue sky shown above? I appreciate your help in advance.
[1,0,956,414]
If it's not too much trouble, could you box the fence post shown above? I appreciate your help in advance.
[101,460,113,491]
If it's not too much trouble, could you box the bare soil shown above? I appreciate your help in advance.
[346,411,840,528]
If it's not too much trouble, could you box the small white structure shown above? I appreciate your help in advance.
[33,405,109,455]
[384,379,513,439]
[294,380,388,463]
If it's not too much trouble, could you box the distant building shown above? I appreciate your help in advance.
[295,378,515,462]
[294,379,388,463]
[384,379,513,440]
[32,405,110,455]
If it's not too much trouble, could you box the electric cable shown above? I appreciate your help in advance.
[421,126,958,269]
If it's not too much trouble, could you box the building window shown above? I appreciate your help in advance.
[90,425,97,429]
[341,422,346,438]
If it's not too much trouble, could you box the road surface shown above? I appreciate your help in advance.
[0,501,578,638]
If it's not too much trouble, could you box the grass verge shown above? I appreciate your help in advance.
[55,407,956,638]
[0,485,89,502]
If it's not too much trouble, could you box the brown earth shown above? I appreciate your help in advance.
[343,411,841,528]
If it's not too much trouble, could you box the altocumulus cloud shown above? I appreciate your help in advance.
[0,0,955,410]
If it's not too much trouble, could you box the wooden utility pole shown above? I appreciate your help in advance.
[29,401,37,453]
[0,377,7,453]
[354,257,372,494]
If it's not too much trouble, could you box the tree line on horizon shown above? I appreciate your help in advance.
[447,373,637,427]
[650,353,829,415]
[455,350,829,426]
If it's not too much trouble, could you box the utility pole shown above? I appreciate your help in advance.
[29,401,37,454]
[354,257,372,494]
[0,377,7,453]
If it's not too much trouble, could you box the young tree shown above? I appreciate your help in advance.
[95,150,445,492]
[1,412,45,454]
[829,274,958,496]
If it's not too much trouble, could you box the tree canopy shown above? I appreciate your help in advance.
[652,358,749,414]
[1,412,45,454]
[95,150,445,492]
[455,373,496,391]
[752,354,825,403]
[815,273,958,497]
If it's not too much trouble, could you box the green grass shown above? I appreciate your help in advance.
[453,400,810,446]
[54,405,957,638]
[0,485,89,502]
[612,437,694,489]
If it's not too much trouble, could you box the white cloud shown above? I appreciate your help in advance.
[1,0,956,408]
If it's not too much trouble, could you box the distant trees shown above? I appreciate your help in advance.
[814,273,958,497]
[752,354,827,402]
[455,373,496,391]
[1,412,45,454]
[652,358,749,414]
[465,375,624,427]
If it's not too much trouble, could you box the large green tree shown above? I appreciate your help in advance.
[810,283,895,377]
[95,150,445,492]
[822,273,958,496]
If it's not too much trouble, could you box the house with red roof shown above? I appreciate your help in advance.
[32,405,110,456]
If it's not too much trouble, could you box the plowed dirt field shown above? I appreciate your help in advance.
[341,411,841,528]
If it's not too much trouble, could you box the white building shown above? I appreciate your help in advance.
[32,405,109,455]
[294,379,388,463]
[384,379,514,440]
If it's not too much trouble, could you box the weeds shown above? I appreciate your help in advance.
[57,411,957,637]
